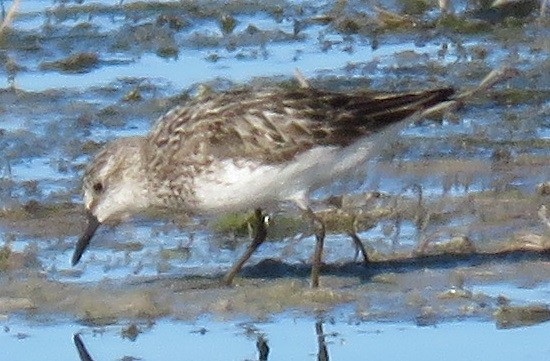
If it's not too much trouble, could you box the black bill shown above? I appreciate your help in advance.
[72,211,101,266]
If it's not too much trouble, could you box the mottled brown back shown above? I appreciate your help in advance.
[147,87,454,167]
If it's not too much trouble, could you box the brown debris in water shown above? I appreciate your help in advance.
[494,304,550,329]
[0,244,41,271]
[40,52,99,73]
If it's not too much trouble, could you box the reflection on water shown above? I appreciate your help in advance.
[315,320,329,361]
[1,316,550,361]
[256,334,270,361]
[72,319,326,361]
[73,334,94,361]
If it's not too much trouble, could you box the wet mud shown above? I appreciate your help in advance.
[0,1,549,358]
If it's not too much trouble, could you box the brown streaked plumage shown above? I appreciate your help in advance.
[72,85,455,287]
[148,87,453,163]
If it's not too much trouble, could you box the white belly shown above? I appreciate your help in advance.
[193,120,407,213]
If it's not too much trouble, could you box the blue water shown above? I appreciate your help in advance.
[0,2,548,359]
[2,316,550,361]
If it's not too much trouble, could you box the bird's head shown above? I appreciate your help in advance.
[72,136,150,266]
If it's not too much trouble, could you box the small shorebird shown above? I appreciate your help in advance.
[72,82,455,287]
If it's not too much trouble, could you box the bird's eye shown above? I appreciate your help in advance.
[92,182,103,193]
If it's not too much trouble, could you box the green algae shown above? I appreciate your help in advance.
[436,14,493,33]
[0,245,11,271]
[220,13,238,35]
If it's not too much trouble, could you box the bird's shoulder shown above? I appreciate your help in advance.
[145,86,453,164]
[146,87,350,163]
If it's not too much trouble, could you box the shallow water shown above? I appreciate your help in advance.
[3,315,550,361]
[0,0,549,359]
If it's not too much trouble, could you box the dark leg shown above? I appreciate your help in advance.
[221,209,268,286]
[307,208,325,288]
[347,216,369,264]
[348,232,369,264]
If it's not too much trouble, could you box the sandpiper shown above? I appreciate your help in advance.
[72,83,455,287]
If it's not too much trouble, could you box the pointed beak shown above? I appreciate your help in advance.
[72,210,101,266]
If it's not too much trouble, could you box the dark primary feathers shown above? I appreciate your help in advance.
[147,86,455,165]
